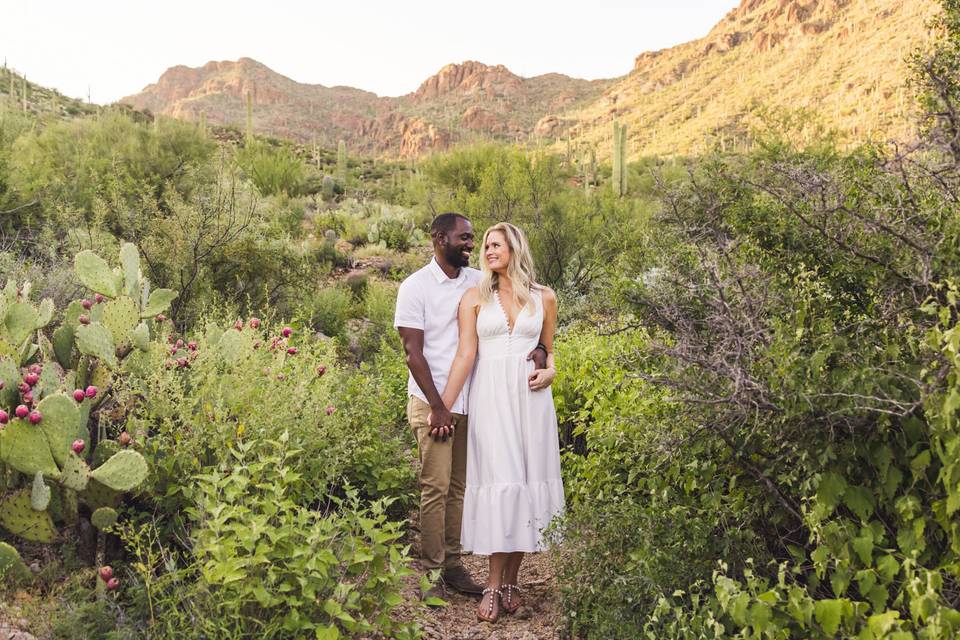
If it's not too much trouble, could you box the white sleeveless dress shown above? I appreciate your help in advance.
[461,288,565,555]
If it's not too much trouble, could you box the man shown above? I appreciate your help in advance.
[394,212,547,600]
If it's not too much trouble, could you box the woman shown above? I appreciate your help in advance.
[439,222,565,623]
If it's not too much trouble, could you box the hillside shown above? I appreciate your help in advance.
[120,58,610,157]
[563,0,940,159]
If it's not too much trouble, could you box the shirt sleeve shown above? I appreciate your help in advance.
[394,277,425,330]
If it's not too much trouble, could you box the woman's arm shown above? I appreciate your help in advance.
[441,288,480,409]
[529,287,558,391]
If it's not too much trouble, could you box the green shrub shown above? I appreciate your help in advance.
[236,140,307,197]
[300,286,354,338]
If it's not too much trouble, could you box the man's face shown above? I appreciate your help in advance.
[441,219,475,268]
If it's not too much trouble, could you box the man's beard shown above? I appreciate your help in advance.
[445,245,471,268]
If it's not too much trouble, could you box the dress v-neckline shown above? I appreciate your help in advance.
[493,290,517,336]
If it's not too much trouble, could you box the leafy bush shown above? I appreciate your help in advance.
[235,140,308,197]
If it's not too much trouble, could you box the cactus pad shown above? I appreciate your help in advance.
[103,296,140,346]
[142,289,177,318]
[89,365,111,402]
[0,418,59,477]
[0,357,18,406]
[0,541,31,584]
[120,242,141,299]
[36,298,54,328]
[130,321,150,351]
[90,450,148,492]
[5,302,38,345]
[36,393,84,468]
[90,506,118,531]
[0,338,16,363]
[91,439,121,468]
[52,324,76,369]
[31,471,51,511]
[62,300,85,328]
[60,452,91,491]
[79,478,120,511]
[74,250,118,297]
[218,328,249,364]
[0,489,56,543]
[76,322,118,368]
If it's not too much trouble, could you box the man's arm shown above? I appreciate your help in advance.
[398,327,454,437]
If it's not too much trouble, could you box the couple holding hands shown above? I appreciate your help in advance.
[394,213,564,623]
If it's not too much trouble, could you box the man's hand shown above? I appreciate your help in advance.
[527,345,548,370]
[428,406,455,441]
[528,367,556,391]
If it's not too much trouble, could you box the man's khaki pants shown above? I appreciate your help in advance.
[407,395,468,572]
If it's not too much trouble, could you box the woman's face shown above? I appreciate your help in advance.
[484,230,511,273]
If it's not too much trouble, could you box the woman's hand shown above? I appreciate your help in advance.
[528,367,556,391]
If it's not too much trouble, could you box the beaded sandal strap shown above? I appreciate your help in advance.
[481,587,502,617]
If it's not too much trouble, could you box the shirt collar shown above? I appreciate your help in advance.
[428,257,465,284]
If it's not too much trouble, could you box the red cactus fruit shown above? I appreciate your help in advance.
[156,313,166,322]
[286,347,298,355]
[316,365,326,377]
[72,439,85,454]
[81,299,93,309]
[14,405,28,419]
[187,341,197,351]
[73,389,85,402]
[253,340,262,349]
[28,364,41,374]
[0,410,8,424]
[249,317,261,328]
[119,432,132,446]
[234,319,244,331]
[28,410,42,425]
[0,380,4,389]
[175,339,184,348]
[281,326,293,338]
[99,566,114,581]
[24,372,39,386]
[22,391,33,404]
[326,406,336,416]
[169,346,177,355]
[276,373,286,381]
[176,357,188,367]
[17,382,30,394]
[94,293,105,303]
[85,385,98,398]
[106,577,120,591]
[78,314,91,325]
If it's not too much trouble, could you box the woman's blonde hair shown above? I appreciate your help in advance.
[478,222,539,314]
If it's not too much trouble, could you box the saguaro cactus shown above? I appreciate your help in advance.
[337,140,347,185]
[246,90,253,141]
[611,122,628,197]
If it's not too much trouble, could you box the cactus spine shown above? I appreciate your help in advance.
[611,122,628,197]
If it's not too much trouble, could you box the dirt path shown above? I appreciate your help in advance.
[398,513,565,640]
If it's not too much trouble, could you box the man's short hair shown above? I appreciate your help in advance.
[430,212,470,237]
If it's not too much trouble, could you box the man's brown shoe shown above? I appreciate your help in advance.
[442,565,484,595]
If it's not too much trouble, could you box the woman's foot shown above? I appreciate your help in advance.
[477,587,502,623]
[501,583,523,614]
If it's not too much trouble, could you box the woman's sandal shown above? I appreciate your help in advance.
[502,584,523,614]
[477,587,502,623]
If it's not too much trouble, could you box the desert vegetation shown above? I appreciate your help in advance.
[4,2,960,639]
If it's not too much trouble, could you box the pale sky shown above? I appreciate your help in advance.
[1,1,740,104]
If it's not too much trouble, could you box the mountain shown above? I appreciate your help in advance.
[121,0,939,159]
[121,58,610,157]
[563,0,940,159]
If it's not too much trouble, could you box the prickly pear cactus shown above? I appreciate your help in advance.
[90,450,148,492]
[90,506,118,531]
[0,489,56,543]
[0,541,31,583]
[0,243,175,550]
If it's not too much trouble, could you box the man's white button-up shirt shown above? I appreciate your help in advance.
[394,258,482,414]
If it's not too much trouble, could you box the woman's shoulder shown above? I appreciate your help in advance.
[533,283,557,303]
[460,286,481,306]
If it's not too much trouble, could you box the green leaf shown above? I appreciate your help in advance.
[315,626,340,640]
[817,472,847,512]
[814,598,846,635]
[843,485,875,521]
[852,534,874,566]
